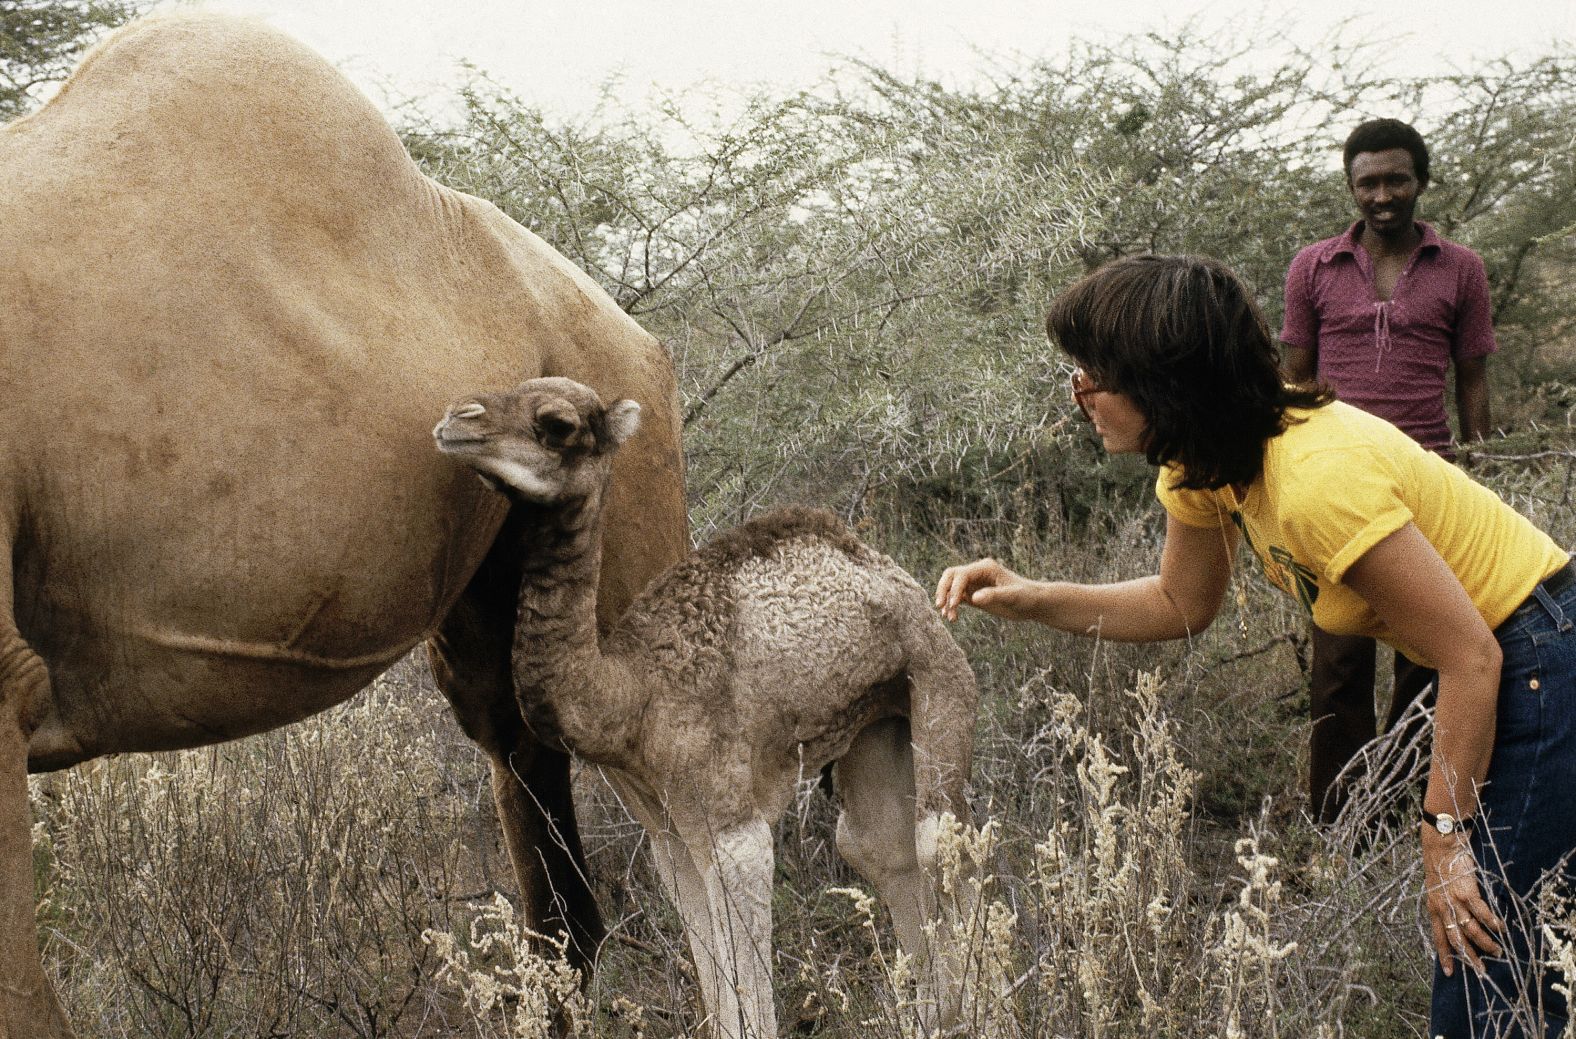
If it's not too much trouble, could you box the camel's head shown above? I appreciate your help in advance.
[433,376,642,503]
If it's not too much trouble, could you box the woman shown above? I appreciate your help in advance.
[935,254,1574,1038]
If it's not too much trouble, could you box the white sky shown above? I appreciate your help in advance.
[164,0,1574,122]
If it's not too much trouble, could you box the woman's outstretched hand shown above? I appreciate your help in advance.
[935,558,1043,622]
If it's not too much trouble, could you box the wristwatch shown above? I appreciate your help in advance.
[1422,811,1475,836]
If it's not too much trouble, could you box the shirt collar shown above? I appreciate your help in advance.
[1325,220,1442,260]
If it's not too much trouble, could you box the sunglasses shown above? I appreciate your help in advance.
[1069,367,1106,421]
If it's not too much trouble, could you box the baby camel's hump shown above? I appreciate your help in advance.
[721,509,937,748]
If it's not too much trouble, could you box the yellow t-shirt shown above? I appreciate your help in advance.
[1156,401,1568,666]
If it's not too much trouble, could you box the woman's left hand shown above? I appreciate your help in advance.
[1341,524,1507,977]
[1422,828,1503,976]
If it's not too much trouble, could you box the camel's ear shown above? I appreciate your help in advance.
[605,399,642,447]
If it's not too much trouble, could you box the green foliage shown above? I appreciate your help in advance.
[843,31,1354,299]
[406,73,1103,539]
[404,31,1576,548]
[0,0,141,120]
[1421,58,1576,381]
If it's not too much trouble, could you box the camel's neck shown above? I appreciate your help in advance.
[510,488,640,766]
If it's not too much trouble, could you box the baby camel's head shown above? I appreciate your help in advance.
[433,376,641,502]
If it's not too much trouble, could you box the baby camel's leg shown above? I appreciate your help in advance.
[901,620,982,1031]
[645,829,725,1027]
[679,816,776,1039]
[834,718,930,949]
[609,777,725,1032]
[834,718,953,1031]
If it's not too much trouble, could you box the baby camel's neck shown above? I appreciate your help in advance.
[510,490,641,765]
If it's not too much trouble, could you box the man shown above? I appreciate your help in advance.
[1281,117,1497,824]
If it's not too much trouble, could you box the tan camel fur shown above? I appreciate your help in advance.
[0,15,687,1037]
[435,378,980,1039]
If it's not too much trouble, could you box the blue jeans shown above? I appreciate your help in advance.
[1429,576,1576,1038]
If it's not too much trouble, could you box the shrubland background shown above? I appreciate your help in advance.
[10,4,1576,1036]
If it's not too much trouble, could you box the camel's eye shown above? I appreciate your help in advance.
[453,402,486,419]
[538,416,577,445]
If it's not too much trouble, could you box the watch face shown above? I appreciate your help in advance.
[1437,814,1457,834]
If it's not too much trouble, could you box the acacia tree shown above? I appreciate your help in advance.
[0,0,141,119]
[406,31,1576,542]
[406,78,1109,536]
[1420,55,1576,380]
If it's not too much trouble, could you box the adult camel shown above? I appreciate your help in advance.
[0,14,687,1037]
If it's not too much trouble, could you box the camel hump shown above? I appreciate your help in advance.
[610,506,889,679]
[696,506,878,573]
[2,12,423,231]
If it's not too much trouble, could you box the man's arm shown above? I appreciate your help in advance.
[1455,354,1491,443]
[1453,254,1496,444]
[1280,251,1319,383]
[1283,345,1317,384]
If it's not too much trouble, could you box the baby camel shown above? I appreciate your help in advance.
[434,377,980,1039]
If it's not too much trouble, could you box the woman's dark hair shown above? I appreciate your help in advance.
[1045,254,1332,491]
[1343,118,1430,189]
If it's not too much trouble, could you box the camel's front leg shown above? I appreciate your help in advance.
[644,824,726,1026]
[428,550,602,974]
[602,775,726,1027]
[1,626,76,1038]
[685,817,776,1039]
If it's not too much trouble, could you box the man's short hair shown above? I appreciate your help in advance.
[1343,118,1430,188]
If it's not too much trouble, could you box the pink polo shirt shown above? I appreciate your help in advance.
[1280,221,1497,455]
